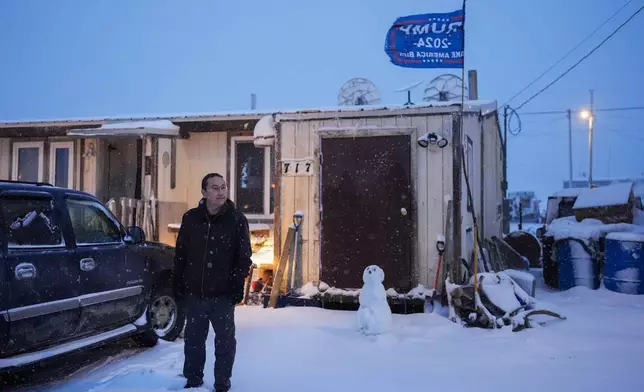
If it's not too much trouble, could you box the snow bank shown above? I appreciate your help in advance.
[297,282,433,300]
[573,182,633,209]
[503,269,536,297]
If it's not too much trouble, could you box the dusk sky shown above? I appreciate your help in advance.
[1,0,642,201]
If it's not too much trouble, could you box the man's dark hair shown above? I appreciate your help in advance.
[201,173,225,190]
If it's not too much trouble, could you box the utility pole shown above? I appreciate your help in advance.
[567,109,573,187]
[588,89,595,188]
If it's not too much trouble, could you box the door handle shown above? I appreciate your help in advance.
[80,258,96,272]
[15,263,36,280]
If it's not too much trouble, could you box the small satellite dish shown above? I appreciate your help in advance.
[338,78,381,106]
[395,81,423,105]
[422,74,467,102]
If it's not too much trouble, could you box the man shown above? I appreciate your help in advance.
[173,173,253,391]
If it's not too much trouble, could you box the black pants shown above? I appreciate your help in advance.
[183,295,236,390]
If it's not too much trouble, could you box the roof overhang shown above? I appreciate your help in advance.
[67,120,180,138]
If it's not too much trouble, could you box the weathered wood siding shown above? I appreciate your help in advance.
[279,114,455,288]
[482,114,503,240]
[156,133,228,245]
[157,133,228,207]
[0,138,9,180]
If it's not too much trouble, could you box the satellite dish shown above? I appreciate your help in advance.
[422,74,468,102]
[395,81,422,106]
[338,78,381,106]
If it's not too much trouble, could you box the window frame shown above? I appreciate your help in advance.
[65,196,125,247]
[0,193,67,250]
[229,136,273,219]
[11,141,45,183]
[49,141,76,189]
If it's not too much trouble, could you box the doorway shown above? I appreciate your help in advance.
[320,134,413,290]
[105,138,142,201]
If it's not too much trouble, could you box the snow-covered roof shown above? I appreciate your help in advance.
[67,119,180,137]
[552,188,583,198]
[573,182,634,209]
[0,99,498,129]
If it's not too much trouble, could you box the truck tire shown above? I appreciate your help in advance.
[146,286,185,342]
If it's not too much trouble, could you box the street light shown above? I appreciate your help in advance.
[579,107,594,188]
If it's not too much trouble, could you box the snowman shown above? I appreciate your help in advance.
[357,265,392,335]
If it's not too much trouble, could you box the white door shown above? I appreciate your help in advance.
[49,141,75,188]
[11,142,44,182]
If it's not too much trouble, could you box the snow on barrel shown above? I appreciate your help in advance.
[604,232,644,295]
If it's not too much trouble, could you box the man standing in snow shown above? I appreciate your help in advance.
[172,173,253,391]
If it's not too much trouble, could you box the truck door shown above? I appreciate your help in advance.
[64,195,147,335]
[0,192,81,356]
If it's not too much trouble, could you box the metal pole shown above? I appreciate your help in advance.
[502,105,509,234]
[588,89,594,188]
[567,109,573,187]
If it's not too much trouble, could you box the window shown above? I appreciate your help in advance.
[12,142,44,182]
[465,136,474,212]
[49,141,75,188]
[230,138,275,216]
[66,199,122,245]
[1,197,65,248]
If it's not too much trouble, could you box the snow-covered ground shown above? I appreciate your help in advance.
[30,280,644,392]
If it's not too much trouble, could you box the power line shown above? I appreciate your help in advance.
[515,3,644,111]
[519,106,644,116]
[502,0,634,108]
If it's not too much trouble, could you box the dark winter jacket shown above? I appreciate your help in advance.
[172,199,253,301]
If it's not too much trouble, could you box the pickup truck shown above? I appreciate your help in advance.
[0,180,184,373]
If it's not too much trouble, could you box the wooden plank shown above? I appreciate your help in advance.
[269,226,296,308]
[410,115,429,286]
[279,122,297,278]
[308,119,321,283]
[293,121,310,285]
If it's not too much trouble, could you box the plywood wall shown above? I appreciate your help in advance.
[81,138,99,196]
[482,114,503,239]
[279,114,454,288]
[157,132,228,207]
[0,139,9,180]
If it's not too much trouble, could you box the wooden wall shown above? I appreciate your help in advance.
[278,114,455,289]
[156,132,228,245]
[0,138,9,180]
[482,114,503,239]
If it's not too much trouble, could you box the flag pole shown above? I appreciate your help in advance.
[451,0,467,286]
[459,0,479,309]
[460,0,467,109]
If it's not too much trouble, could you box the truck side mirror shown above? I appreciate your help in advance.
[125,226,145,244]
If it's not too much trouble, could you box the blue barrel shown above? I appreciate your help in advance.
[555,238,600,290]
[604,233,644,295]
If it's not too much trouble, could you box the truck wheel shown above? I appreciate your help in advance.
[147,287,185,342]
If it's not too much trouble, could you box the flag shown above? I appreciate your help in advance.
[384,8,465,69]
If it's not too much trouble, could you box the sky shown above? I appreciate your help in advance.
[0,0,643,201]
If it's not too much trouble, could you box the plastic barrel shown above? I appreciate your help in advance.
[604,232,644,295]
[555,238,600,290]
[542,235,557,288]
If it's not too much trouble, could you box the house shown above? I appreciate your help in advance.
[0,100,505,293]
